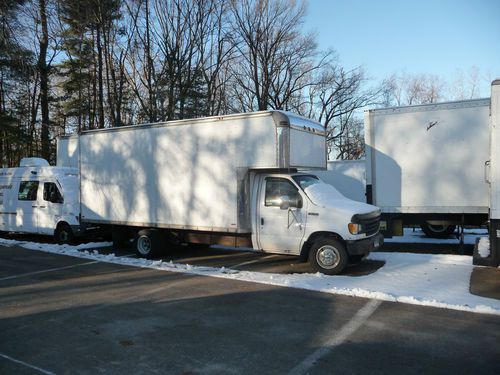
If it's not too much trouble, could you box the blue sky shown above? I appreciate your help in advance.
[304,0,500,97]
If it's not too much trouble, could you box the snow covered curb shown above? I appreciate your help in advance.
[1,238,499,316]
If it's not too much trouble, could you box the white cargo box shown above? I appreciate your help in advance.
[79,111,326,232]
[57,135,79,168]
[365,98,490,214]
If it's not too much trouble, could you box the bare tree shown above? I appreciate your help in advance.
[196,0,235,116]
[124,0,160,123]
[308,63,382,159]
[229,0,309,111]
[154,0,203,120]
[382,72,445,106]
[449,66,486,100]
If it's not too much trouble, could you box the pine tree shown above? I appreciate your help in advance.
[58,0,120,131]
[0,0,34,166]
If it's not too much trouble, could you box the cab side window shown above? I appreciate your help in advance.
[18,181,39,201]
[43,182,63,204]
[265,178,300,207]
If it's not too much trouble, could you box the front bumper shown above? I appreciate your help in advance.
[346,232,384,256]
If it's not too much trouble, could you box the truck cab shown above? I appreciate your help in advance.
[252,171,383,274]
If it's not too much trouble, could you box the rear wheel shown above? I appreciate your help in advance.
[308,237,348,275]
[135,229,162,259]
[54,223,74,245]
[420,223,456,238]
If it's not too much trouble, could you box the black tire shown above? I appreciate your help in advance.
[54,223,75,245]
[308,237,348,275]
[420,223,456,238]
[135,229,162,259]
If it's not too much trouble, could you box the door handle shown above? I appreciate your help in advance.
[485,160,491,183]
[261,218,264,225]
[32,205,37,208]
[39,206,46,208]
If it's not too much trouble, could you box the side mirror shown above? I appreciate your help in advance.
[280,195,303,210]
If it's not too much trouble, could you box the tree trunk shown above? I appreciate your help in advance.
[96,25,105,128]
[38,0,50,160]
[145,0,155,122]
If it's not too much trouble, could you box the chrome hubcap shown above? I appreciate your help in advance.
[317,245,340,269]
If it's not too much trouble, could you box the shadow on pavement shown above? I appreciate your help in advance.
[470,267,500,300]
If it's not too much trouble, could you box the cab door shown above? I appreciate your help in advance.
[257,177,307,254]
[16,180,40,233]
[37,181,64,235]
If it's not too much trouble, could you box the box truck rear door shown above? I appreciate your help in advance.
[257,177,306,254]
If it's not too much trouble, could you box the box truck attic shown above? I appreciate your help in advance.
[59,110,383,275]
[0,158,80,243]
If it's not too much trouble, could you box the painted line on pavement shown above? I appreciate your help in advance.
[288,299,382,375]
[230,255,282,269]
[0,353,56,375]
[0,260,99,282]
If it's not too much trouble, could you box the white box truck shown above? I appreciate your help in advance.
[364,98,490,238]
[484,79,500,267]
[66,110,383,275]
[0,158,81,243]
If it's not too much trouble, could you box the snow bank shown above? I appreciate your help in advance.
[478,237,491,258]
[1,238,499,316]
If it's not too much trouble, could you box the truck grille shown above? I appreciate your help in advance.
[352,211,381,236]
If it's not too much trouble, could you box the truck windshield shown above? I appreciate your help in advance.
[292,175,322,190]
[293,174,346,205]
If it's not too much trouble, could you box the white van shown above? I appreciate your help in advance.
[0,158,81,243]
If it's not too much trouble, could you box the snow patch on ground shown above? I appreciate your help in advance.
[478,237,491,258]
[1,237,499,316]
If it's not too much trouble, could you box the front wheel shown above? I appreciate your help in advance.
[308,237,348,275]
[54,223,74,245]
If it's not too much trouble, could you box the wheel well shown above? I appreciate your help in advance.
[54,221,72,236]
[300,231,344,261]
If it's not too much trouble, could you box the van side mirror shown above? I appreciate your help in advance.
[280,195,303,210]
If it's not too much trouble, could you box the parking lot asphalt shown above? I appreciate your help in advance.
[1,245,500,375]
[102,242,499,300]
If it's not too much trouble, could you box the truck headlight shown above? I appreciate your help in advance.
[348,223,362,234]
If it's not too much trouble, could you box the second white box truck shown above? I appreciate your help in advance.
[364,98,490,238]
[60,110,383,275]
